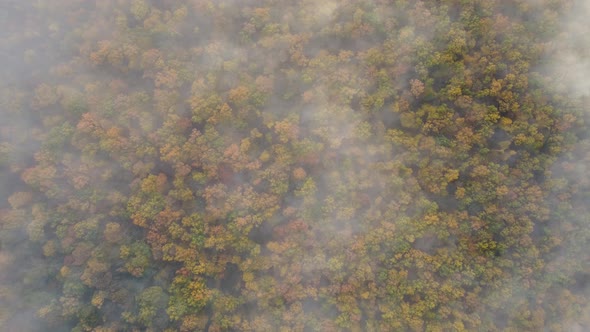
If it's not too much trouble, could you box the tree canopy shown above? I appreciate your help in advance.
[0,0,589,331]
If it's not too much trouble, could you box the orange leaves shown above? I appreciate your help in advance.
[187,279,211,307]
[222,144,240,160]
[154,68,180,89]
[423,214,440,226]
[21,165,57,190]
[7,191,33,209]
[266,241,291,255]
[4,0,590,330]
[180,314,209,332]
[288,34,310,67]
[292,167,306,180]
[228,86,250,106]
[252,7,271,23]
[410,79,425,98]
[90,40,124,67]
[76,112,102,134]
[420,104,456,135]
[189,94,234,125]
[160,143,182,164]
[155,206,183,227]
[273,119,300,143]
[455,127,478,152]
[139,173,168,194]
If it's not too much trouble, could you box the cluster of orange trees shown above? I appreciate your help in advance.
[0,0,589,331]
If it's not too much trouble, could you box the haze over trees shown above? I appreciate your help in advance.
[0,0,589,331]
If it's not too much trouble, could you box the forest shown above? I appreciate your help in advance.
[0,0,589,331]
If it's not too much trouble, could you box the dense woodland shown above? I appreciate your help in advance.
[0,0,589,331]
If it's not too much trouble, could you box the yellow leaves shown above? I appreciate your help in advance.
[424,214,440,225]
[490,79,503,96]
[444,169,460,182]
[259,150,271,163]
[266,241,283,254]
[59,266,70,279]
[228,86,250,106]
[440,282,464,301]
[119,245,130,259]
[240,138,251,153]
[447,85,462,99]
[250,128,263,139]
[273,119,300,143]
[42,240,56,257]
[420,104,455,134]
[192,171,207,184]
[455,187,466,199]
[452,257,464,270]
[452,320,467,332]
[173,5,189,22]
[496,185,510,196]
[444,215,458,230]
[188,280,211,307]
[337,206,356,221]
[187,261,207,275]
[477,239,498,254]
[91,291,106,309]
[295,177,317,198]
[500,117,513,126]
[471,165,490,177]
[327,256,344,272]
[243,272,254,283]
[514,133,528,146]
[139,173,168,194]
[4,1,587,330]
[175,246,198,263]
[484,107,501,123]
[131,0,150,20]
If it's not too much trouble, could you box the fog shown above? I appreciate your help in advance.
[0,0,589,331]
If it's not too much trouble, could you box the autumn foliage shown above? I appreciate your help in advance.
[0,0,589,331]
